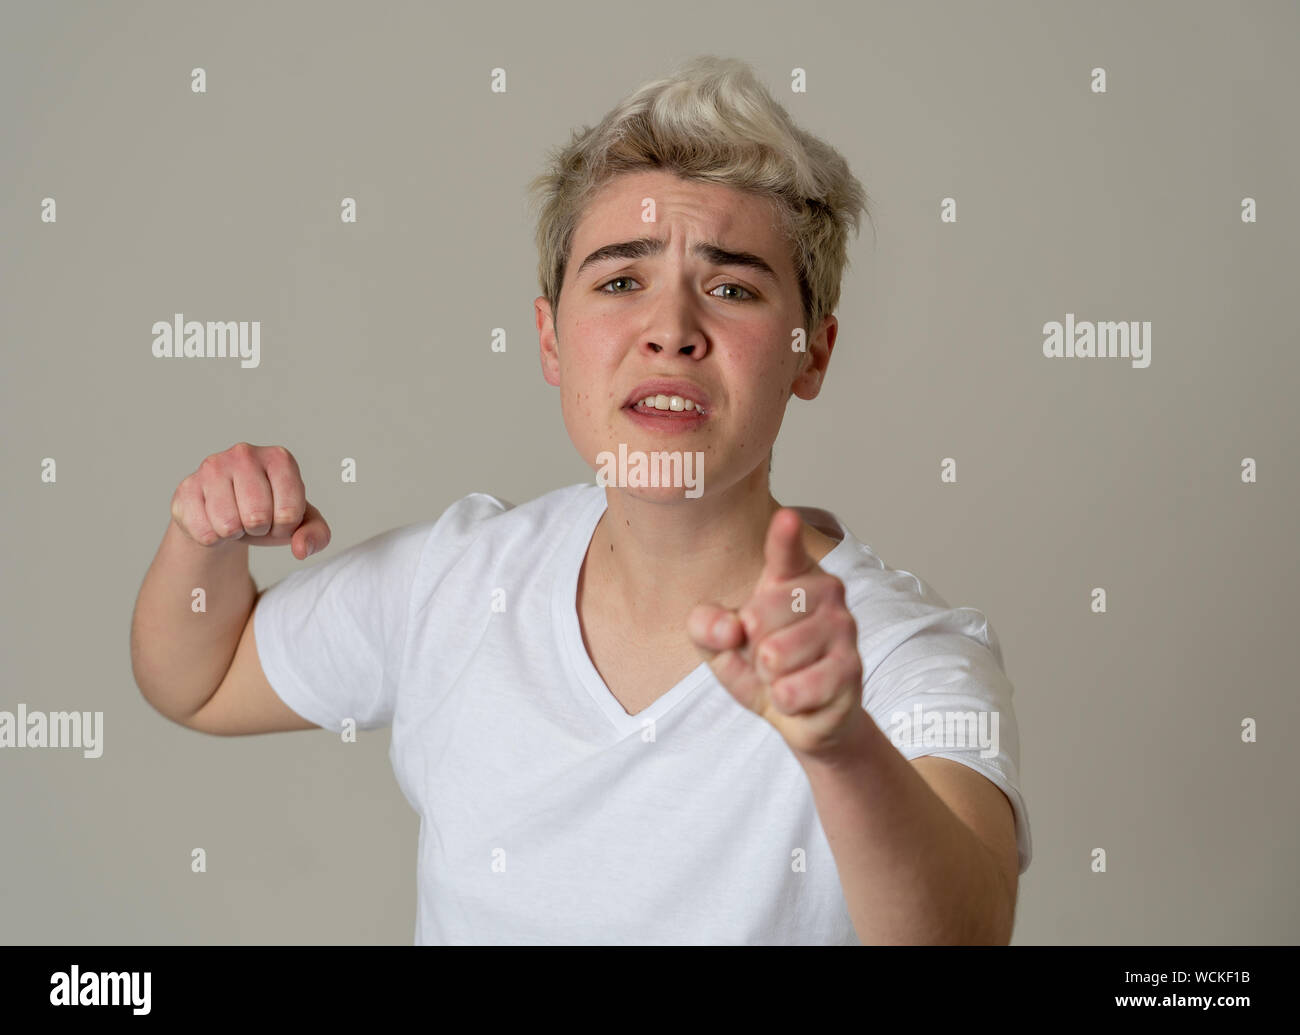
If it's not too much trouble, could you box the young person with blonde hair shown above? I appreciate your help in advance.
[133,55,1030,945]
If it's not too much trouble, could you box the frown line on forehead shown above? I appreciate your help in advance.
[575,237,780,285]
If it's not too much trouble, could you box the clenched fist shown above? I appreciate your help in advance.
[169,442,331,561]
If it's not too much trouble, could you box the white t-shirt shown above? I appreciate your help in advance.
[254,482,1032,944]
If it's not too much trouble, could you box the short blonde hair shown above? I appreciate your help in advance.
[527,55,873,334]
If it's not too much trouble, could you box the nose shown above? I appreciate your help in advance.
[647,339,702,356]
[644,293,709,358]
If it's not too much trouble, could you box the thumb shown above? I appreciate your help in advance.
[292,501,331,560]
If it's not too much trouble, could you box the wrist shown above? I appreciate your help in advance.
[792,704,878,772]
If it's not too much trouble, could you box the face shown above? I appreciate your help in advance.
[536,169,836,500]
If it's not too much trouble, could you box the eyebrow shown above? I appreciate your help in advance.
[574,237,780,284]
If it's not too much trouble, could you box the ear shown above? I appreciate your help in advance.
[536,296,561,388]
[791,314,837,401]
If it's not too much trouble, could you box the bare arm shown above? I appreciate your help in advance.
[130,519,258,724]
[799,715,1019,944]
[130,442,330,733]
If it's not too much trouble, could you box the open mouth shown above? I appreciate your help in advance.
[621,399,710,433]
[625,396,709,418]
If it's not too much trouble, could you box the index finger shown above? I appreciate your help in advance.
[761,507,816,584]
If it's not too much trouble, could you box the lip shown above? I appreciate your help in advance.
[622,404,709,433]
[622,378,713,412]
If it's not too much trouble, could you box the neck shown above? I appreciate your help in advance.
[583,462,785,638]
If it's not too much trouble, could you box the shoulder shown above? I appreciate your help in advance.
[824,527,1004,668]
[397,483,594,588]
[436,482,592,543]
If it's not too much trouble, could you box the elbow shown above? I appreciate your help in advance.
[985,884,1017,945]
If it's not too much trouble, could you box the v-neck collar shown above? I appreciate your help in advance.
[551,485,859,738]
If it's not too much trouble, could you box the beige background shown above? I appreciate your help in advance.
[2,0,1296,944]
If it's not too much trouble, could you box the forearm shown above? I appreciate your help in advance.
[798,710,1015,944]
[130,518,257,721]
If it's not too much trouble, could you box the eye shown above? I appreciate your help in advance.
[597,275,641,294]
[596,276,756,302]
[710,283,755,302]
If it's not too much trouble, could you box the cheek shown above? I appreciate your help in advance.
[753,350,797,405]
[559,365,609,426]
[566,386,596,425]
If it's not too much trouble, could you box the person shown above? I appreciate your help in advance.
[131,55,1030,945]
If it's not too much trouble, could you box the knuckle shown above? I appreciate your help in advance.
[207,508,238,534]
[268,445,299,474]
[833,638,861,673]
[773,670,801,701]
[830,607,856,637]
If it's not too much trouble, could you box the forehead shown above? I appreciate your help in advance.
[574,170,785,254]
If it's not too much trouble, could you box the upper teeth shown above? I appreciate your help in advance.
[639,394,706,415]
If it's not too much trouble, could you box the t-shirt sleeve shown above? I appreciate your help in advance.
[855,591,1033,876]
[252,519,433,733]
